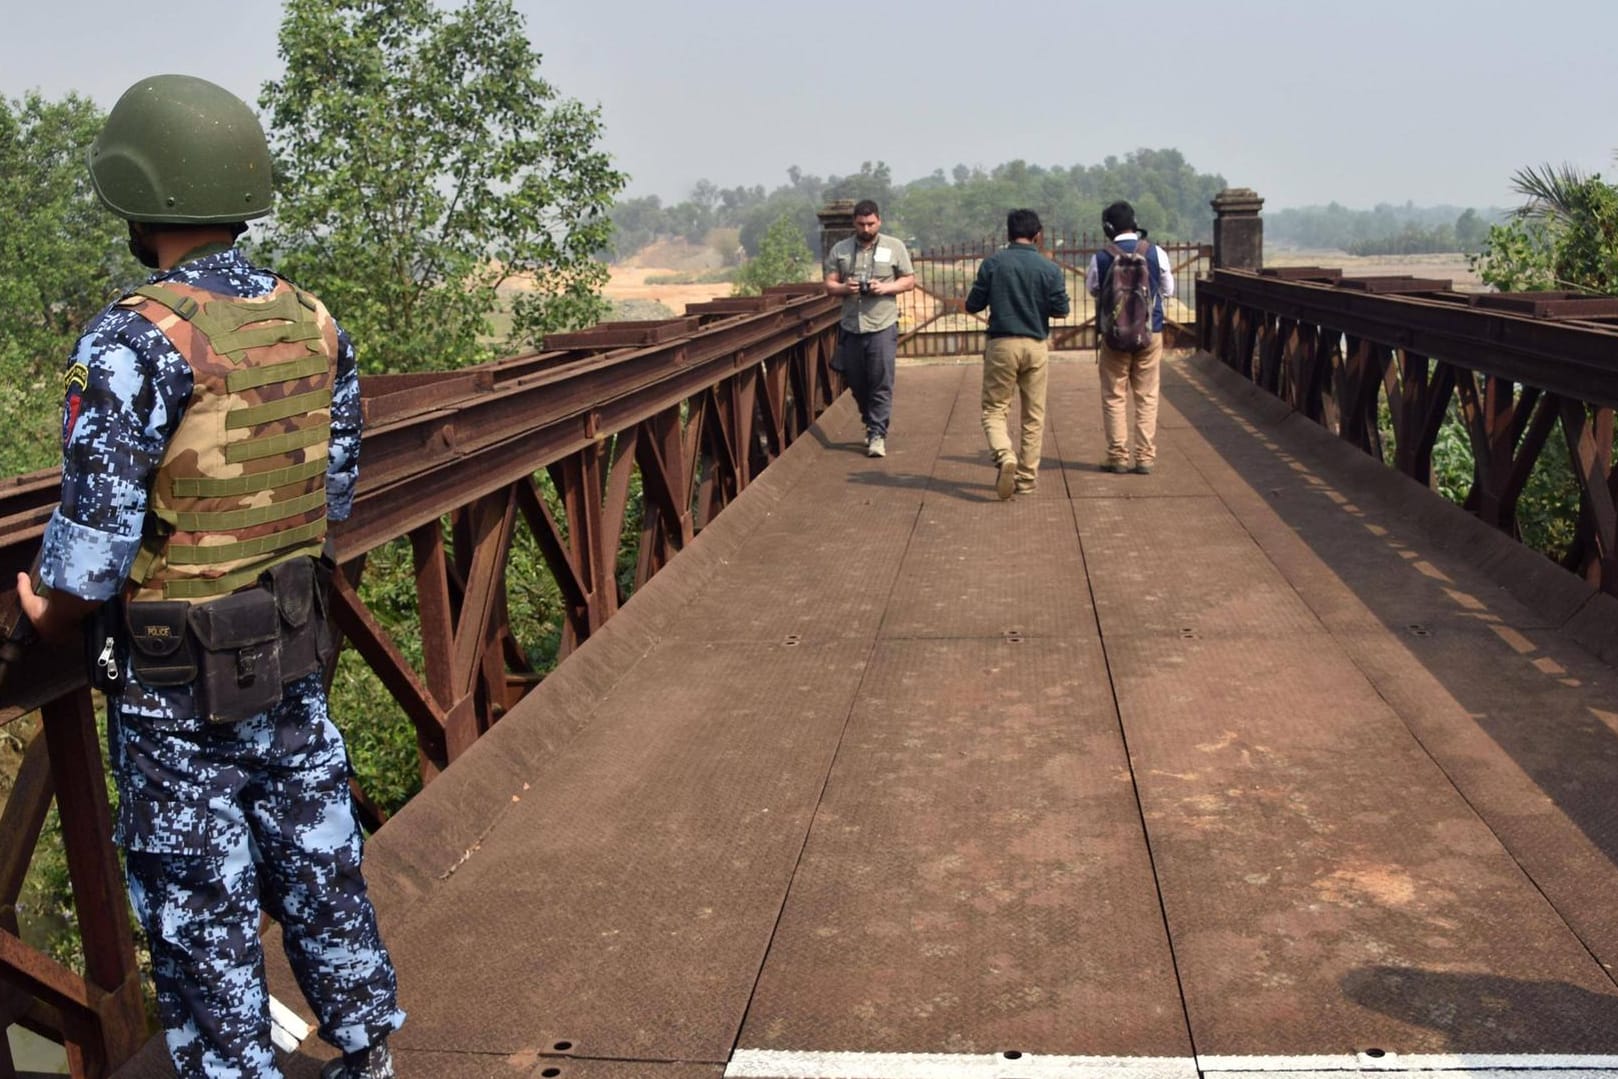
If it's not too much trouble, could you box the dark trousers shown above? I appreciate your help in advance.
[838,324,897,438]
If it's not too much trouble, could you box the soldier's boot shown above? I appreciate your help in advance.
[320,1038,394,1079]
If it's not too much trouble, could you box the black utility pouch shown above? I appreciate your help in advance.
[187,588,282,724]
[123,601,197,687]
[264,557,322,682]
[84,599,127,694]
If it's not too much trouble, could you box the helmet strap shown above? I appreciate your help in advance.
[127,223,161,269]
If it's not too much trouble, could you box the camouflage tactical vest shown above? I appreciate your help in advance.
[119,278,338,603]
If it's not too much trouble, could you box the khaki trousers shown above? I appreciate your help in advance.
[1098,333,1163,465]
[981,336,1049,488]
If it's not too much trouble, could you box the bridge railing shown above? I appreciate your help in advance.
[0,284,843,1076]
[897,231,1212,357]
[1198,267,1617,597]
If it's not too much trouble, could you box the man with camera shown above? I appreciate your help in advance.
[823,200,915,457]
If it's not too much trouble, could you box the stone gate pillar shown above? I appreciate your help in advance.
[1211,187,1264,271]
[817,200,856,261]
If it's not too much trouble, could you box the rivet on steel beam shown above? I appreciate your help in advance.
[431,423,456,453]
[585,410,602,439]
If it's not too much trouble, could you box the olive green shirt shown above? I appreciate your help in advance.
[824,233,914,333]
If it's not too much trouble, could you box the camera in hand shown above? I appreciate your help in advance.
[856,273,873,295]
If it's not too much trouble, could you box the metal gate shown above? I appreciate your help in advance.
[897,231,1212,357]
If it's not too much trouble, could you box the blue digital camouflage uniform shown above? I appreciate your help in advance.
[39,246,404,1078]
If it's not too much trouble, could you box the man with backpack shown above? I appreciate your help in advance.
[1087,200,1176,474]
[964,209,1070,499]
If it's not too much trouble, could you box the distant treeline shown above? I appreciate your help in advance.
[1267,202,1505,256]
[609,149,1229,260]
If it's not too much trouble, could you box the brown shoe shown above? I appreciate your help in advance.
[995,456,1016,500]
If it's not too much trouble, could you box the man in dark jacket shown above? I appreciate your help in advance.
[965,209,1071,499]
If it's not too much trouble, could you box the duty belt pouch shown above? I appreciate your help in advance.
[187,588,282,724]
[264,557,323,682]
[123,601,197,687]
[84,599,127,693]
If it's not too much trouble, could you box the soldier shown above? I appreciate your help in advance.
[17,75,403,1078]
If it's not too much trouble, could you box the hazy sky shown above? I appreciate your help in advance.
[6,0,1615,213]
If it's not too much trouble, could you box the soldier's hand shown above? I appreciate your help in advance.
[16,572,95,646]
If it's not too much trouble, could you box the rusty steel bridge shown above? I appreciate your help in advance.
[3,204,1618,1079]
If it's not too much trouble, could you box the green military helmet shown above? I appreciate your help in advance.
[88,74,273,224]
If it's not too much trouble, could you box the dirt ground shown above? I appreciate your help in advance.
[600,265,736,316]
[1264,249,1484,291]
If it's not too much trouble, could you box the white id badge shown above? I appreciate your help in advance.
[874,247,893,264]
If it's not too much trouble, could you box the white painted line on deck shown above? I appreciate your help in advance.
[725,1050,1197,1078]
[727,1050,1618,1079]
[1200,1054,1618,1073]
[1203,1072,1618,1079]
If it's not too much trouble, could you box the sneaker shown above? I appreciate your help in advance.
[1131,462,1154,475]
[1014,482,1037,496]
[995,456,1016,500]
[866,435,886,458]
[321,1040,394,1079]
[1101,461,1129,474]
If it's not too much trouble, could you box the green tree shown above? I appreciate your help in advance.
[1454,208,1488,253]
[1510,163,1618,293]
[732,214,815,296]
[259,0,626,373]
[1470,218,1556,292]
[0,92,142,472]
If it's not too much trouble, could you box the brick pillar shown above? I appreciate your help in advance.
[817,200,856,261]
[1211,187,1264,271]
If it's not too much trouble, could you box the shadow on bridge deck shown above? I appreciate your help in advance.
[132,353,1618,1078]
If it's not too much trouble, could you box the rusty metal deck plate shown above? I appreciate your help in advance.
[880,500,1098,640]
[737,637,1190,1061]
[1075,496,1324,640]
[1106,630,1618,1057]
[378,639,869,1064]
[675,499,920,642]
[1329,615,1618,966]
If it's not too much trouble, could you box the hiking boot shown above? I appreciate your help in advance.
[995,456,1016,500]
[1131,462,1154,475]
[320,1040,394,1079]
[1101,460,1129,474]
[866,435,886,458]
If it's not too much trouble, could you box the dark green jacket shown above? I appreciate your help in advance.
[964,242,1071,340]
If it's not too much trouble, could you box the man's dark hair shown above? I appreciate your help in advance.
[1006,209,1042,242]
[1102,200,1137,238]
[853,199,881,218]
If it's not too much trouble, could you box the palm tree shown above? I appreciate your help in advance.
[1510,162,1592,224]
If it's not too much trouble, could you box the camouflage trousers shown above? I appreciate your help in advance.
[112,674,404,1078]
